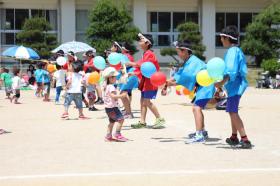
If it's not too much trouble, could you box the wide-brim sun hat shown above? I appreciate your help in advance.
[103,67,119,78]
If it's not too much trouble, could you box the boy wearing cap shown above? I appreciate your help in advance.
[131,33,165,129]
[216,26,252,149]
[162,40,215,143]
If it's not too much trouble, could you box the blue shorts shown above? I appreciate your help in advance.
[226,95,241,113]
[64,93,83,109]
[105,107,124,123]
[194,98,211,109]
[141,90,157,99]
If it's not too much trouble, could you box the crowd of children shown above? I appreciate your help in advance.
[0,27,252,148]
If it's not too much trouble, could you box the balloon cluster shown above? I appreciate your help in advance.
[196,57,226,87]
[175,85,195,100]
[140,62,167,87]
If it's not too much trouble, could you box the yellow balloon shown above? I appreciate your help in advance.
[196,70,214,87]
[189,90,195,100]
[175,85,183,92]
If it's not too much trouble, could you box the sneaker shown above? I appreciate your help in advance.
[225,137,240,146]
[188,130,208,139]
[105,135,115,142]
[55,101,60,105]
[185,134,205,144]
[89,107,98,111]
[131,121,147,129]
[238,140,252,149]
[61,113,69,119]
[152,118,165,129]
[95,99,104,105]
[114,133,128,142]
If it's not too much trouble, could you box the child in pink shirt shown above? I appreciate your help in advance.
[103,67,128,142]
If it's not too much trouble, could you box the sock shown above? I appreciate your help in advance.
[241,135,249,142]
[196,130,203,136]
[230,133,238,140]
[115,131,121,135]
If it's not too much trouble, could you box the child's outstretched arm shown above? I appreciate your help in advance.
[110,91,127,99]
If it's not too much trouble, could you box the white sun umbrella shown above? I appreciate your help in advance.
[51,41,96,54]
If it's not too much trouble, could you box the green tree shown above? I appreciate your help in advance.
[16,17,57,59]
[161,22,206,62]
[86,0,139,54]
[241,3,280,67]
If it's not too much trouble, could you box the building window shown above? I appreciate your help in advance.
[0,8,58,46]
[75,10,89,42]
[148,11,199,46]
[215,12,257,47]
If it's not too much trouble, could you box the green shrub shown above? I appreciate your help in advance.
[260,59,280,77]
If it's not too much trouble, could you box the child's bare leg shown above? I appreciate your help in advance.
[121,92,131,114]
[78,108,84,116]
[116,119,124,133]
[96,85,102,100]
[107,122,114,136]
[140,98,148,123]
[229,112,246,137]
[192,105,204,131]
[144,99,160,118]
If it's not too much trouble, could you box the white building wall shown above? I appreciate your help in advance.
[201,0,216,61]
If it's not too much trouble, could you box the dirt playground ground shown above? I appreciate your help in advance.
[0,87,280,186]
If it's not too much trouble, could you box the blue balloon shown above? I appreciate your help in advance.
[140,62,157,78]
[94,56,106,70]
[207,57,226,80]
[108,52,122,65]
[121,54,129,65]
[121,75,139,90]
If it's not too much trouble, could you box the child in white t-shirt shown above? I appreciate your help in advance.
[53,64,66,104]
[61,61,87,120]
[10,69,21,104]
[103,67,128,142]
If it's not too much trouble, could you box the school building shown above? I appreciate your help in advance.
[0,0,276,64]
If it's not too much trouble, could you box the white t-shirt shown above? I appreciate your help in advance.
[12,76,21,90]
[103,84,118,108]
[67,72,83,93]
[53,69,66,87]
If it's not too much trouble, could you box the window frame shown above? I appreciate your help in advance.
[147,11,199,47]
[0,8,58,46]
[215,12,257,48]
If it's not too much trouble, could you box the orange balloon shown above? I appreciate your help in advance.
[182,88,191,95]
[47,64,56,73]
[88,72,100,84]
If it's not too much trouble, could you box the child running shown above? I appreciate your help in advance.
[61,61,87,120]
[216,25,252,149]
[103,67,128,142]
[10,69,21,104]
[53,64,66,104]
[0,68,13,99]
[131,33,165,129]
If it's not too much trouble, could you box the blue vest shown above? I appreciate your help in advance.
[224,47,248,97]
[174,55,215,101]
